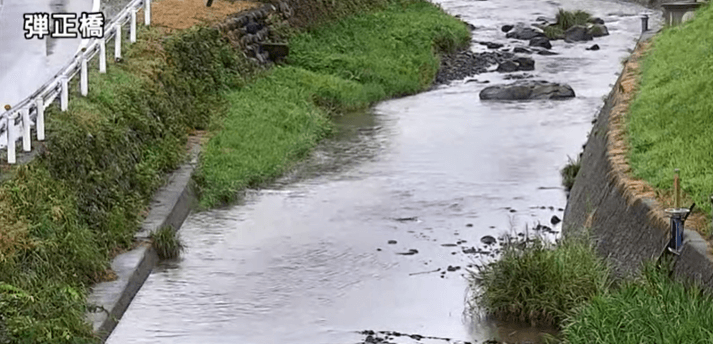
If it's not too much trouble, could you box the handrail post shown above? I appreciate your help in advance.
[99,38,107,73]
[7,114,15,164]
[35,98,44,141]
[145,0,151,26]
[130,8,137,43]
[115,24,122,60]
[22,108,30,152]
[60,77,69,111]
[80,54,88,96]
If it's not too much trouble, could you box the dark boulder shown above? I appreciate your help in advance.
[586,44,600,51]
[261,43,289,62]
[564,25,593,42]
[588,17,605,25]
[501,24,514,32]
[513,47,532,54]
[497,60,519,72]
[479,41,504,49]
[529,36,552,49]
[513,56,535,71]
[506,24,545,40]
[479,80,576,100]
[481,236,497,245]
[536,49,558,55]
[587,24,609,37]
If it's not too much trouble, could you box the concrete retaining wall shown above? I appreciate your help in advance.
[562,23,713,290]
[85,144,200,343]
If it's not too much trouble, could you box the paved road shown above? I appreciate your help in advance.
[0,0,97,109]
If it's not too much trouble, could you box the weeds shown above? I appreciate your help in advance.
[151,225,185,260]
[470,230,610,327]
[561,156,581,191]
[542,9,591,39]
[562,262,713,343]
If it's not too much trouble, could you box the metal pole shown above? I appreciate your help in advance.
[21,109,30,152]
[145,0,151,26]
[35,98,44,141]
[99,39,107,73]
[114,24,122,60]
[60,77,69,111]
[7,114,15,164]
[130,9,137,43]
[80,52,88,96]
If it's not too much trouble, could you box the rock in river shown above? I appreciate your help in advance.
[587,24,609,37]
[529,36,552,49]
[564,25,593,42]
[479,80,576,100]
[481,235,497,245]
[505,24,545,40]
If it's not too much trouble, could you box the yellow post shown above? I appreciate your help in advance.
[674,168,681,209]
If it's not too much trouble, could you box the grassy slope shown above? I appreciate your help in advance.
[625,3,713,228]
[195,0,470,208]
[0,0,468,342]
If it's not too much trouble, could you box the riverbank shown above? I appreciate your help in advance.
[0,0,470,342]
[469,2,713,343]
[563,1,713,288]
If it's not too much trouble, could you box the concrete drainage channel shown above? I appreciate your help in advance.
[85,143,200,342]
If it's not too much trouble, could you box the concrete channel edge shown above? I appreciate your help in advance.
[85,143,201,343]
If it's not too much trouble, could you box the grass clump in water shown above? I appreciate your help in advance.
[151,225,185,260]
[626,2,713,230]
[562,262,713,343]
[561,156,581,191]
[543,9,591,39]
[470,230,610,327]
[194,0,470,208]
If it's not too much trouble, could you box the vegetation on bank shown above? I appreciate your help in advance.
[0,0,469,342]
[625,2,713,234]
[151,225,185,260]
[194,0,470,208]
[471,231,610,327]
[470,231,713,343]
[560,156,581,191]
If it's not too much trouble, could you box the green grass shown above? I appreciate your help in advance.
[0,25,256,343]
[626,2,713,230]
[543,9,591,39]
[470,231,611,327]
[561,156,581,191]
[0,0,469,341]
[472,230,713,343]
[151,225,185,260]
[562,263,713,344]
[195,0,470,208]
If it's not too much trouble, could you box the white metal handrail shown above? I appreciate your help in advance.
[0,0,152,164]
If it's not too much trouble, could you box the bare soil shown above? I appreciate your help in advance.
[150,0,260,31]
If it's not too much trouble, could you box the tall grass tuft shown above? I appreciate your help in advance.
[562,262,713,343]
[561,156,581,191]
[151,225,185,260]
[470,230,610,327]
[554,9,591,31]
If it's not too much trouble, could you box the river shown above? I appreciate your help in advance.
[106,0,658,343]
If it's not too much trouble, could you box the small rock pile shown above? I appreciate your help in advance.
[215,2,293,64]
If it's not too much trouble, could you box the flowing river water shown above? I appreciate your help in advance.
[107,0,659,343]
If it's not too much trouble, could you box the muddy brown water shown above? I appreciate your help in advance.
[106,0,659,343]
